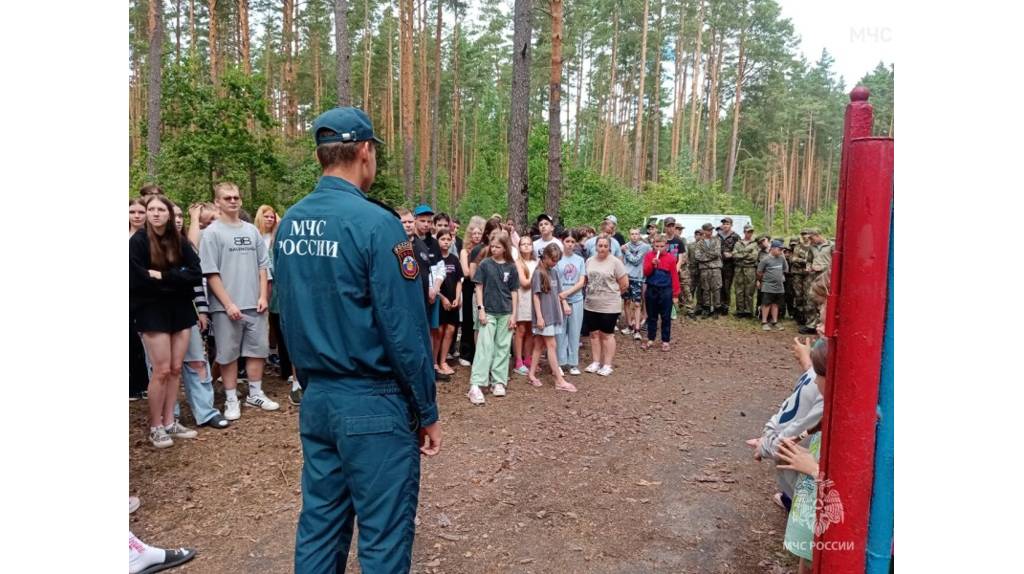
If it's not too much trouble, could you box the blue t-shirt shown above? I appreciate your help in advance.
[555,253,586,304]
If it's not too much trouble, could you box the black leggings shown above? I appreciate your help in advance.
[129,322,148,397]
[269,312,293,379]
[458,281,476,361]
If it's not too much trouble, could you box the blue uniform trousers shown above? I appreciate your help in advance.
[645,284,674,343]
[295,379,421,574]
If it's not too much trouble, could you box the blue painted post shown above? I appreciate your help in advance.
[865,208,895,573]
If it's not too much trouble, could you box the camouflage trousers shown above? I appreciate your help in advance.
[803,271,826,328]
[699,268,722,310]
[733,266,757,315]
[791,272,807,323]
[678,269,691,310]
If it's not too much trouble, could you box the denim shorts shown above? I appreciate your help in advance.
[623,279,643,303]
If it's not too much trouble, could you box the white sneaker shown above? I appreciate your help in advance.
[149,427,173,449]
[584,362,601,373]
[165,420,198,439]
[597,365,614,377]
[247,392,280,411]
[493,384,507,397]
[129,496,140,514]
[458,358,472,367]
[569,367,582,376]
[224,399,241,420]
[621,327,632,335]
[467,386,486,405]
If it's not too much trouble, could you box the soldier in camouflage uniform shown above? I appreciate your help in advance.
[801,229,834,334]
[731,224,760,318]
[791,230,812,328]
[717,217,742,315]
[783,239,798,322]
[685,230,701,317]
[695,223,723,317]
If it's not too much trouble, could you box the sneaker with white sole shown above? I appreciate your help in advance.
[458,358,472,367]
[129,496,140,514]
[289,385,303,406]
[584,362,601,373]
[621,327,632,335]
[569,367,582,376]
[224,399,241,421]
[597,365,614,377]
[247,392,280,411]
[165,420,198,439]
[493,383,507,397]
[149,427,173,449]
[633,332,642,341]
[467,385,486,405]
[515,365,529,376]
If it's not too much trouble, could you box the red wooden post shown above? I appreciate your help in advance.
[812,88,895,574]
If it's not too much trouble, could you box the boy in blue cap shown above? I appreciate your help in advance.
[273,107,442,573]
[756,239,789,331]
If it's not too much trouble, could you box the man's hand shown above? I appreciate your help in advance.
[198,313,209,332]
[419,422,442,456]
[226,303,243,320]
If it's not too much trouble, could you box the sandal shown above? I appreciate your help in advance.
[555,381,578,393]
[661,342,670,352]
[138,547,197,574]
[202,413,230,429]
[527,376,543,387]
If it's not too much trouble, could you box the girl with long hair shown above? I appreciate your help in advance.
[254,205,279,251]
[129,195,204,448]
[513,235,538,375]
[433,230,463,375]
[468,232,518,405]
[458,218,486,366]
[528,244,575,392]
[129,198,146,238]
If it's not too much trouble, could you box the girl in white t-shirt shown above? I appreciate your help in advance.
[513,236,538,375]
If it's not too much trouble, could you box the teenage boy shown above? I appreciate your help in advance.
[757,240,789,331]
[663,218,687,318]
[199,182,279,420]
[532,213,563,258]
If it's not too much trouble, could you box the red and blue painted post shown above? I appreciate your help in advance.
[812,87,894,574]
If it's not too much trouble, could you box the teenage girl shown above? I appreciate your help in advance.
[255,205,279,251]
[468,232,518,405]
[129,195,203,448]
[528,244,576,392]
[434,230,463,375]
[129,198,150,400]
[458,219,485,366]
[129,198,146,238]
[513,236,538,375]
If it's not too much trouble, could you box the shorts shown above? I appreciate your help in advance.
[211,309,270,364]
[532,323,564,337]
[583,309,620,335]
[132,299,197,334]
[761,291,785,307]
[184,324,206,363]
[429,298,441,329]
[623,279,643,303]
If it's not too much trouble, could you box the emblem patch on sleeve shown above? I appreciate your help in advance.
[393,241,419,280]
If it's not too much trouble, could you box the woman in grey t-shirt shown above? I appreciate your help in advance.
[582,237,629,377]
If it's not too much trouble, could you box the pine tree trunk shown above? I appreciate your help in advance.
[430,0,442,207]
[687,0,704,169]
[724,30,746,194]
[363,0,372,112]
[146,0,163,178]
[703,32,722,183]
[312,27,322,113]
[417,0,429,202]
[631,0,649,190]
[283,0,295,136]
[238,0,251,75]
[175,0,182,63]
[208,0,219,86]
[546,0,564,221]
[649,1,662,182]
[189,0,197,59]
[400,0,415,202]
[600,11,618,177]
[386,14,395,146]
[508,0,533,230]
[669,1,684,166]
[332,0,351,106]
[573,34,584,165]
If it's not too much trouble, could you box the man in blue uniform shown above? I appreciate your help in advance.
[273,107,442,574]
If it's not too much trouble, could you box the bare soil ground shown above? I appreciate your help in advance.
[129,315,805,573]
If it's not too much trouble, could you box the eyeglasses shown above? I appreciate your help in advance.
[221,196,241,202]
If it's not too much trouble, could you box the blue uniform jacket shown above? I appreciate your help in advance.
[273,176,439,426]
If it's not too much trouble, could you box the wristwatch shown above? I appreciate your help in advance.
[477,305,484,310]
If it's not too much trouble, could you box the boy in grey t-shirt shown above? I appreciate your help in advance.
[756,240,789,330]
[199,182,279,419]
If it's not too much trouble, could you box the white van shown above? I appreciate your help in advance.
[643,213,754,240]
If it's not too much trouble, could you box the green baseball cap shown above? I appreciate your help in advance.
[312,107,384,146]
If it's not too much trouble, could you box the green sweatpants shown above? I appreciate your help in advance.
[470,313,513,387]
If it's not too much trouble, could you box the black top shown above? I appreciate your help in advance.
[439,253,464,301]
[612,232,627,247]
[128,230,203,310]
[412,235,433,306]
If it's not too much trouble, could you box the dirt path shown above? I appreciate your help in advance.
[130,317,804,573]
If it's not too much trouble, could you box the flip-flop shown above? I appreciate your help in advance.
[527,376,543,387]
[555,382,578,393]
[138,547,197,574]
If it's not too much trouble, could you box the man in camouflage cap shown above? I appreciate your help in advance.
[731,224,760,318]
[800,228,833,334]
[717,217,742,315]
[695,223,723,317]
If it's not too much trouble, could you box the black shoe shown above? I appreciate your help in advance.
[137,546,197,574]
[201,413,230,429]
[798,326,817,335]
